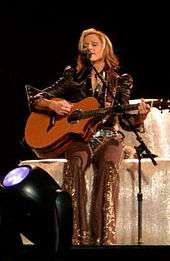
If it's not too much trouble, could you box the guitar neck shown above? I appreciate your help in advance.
[81,107,112,119]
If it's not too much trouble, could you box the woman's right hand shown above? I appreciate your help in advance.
[48,99,73,115]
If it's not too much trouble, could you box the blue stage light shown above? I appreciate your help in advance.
[3,166,30,187]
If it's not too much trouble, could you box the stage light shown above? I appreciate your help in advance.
[3,166,30,187]
[0,165,73,256]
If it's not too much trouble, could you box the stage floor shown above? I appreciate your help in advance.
[1,245,170,260]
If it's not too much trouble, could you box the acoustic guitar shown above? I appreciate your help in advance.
[24,96,170,158]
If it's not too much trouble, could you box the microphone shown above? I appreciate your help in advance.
[79,49,92,60]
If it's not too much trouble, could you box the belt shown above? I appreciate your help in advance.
[88,128,125,155]
[92,129,118,138]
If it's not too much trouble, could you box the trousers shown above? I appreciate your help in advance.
[63,133,124,245]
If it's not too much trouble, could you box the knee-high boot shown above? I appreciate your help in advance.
[90,161,120,245]
[63,159,89,245]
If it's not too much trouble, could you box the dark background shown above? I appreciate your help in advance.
[0,2,169,175]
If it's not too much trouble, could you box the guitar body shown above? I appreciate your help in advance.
[24,96,169,158]
[24,97,100,158]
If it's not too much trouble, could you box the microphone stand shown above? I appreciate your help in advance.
[125,118,158,244]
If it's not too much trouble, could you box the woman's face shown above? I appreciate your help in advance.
[83,33,104,63]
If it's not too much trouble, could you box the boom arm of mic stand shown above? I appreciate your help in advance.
[125,117,158,166]
[135,134,157,166]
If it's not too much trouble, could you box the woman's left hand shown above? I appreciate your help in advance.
[105,101,112,108]
[137,98,151,123]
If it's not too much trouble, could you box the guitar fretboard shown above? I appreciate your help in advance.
[80,107,112,119]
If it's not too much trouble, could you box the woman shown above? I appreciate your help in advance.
[28,28,150,245]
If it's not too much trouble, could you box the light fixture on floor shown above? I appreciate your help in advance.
[0,164,73,256]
